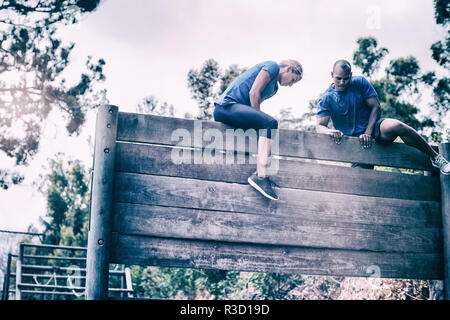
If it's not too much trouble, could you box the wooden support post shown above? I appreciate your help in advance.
[440,142,450,300]
[86,105,118,300]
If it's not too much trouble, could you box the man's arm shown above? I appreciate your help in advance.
[249,69,271,110]
[359,96,381,148]
[316,116,343,144]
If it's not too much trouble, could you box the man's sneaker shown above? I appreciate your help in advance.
[247,171,279,201]
[431,154,450,175]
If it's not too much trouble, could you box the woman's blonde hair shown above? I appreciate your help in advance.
[279,59,303,76]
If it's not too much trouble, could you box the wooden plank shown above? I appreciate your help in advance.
[113,173,442,229]
[115,142,440,201]
[110,234,444,280]
[439,142,450,299]
[116,113,436,171]
[112,203,442,253]
[86,104,119,300]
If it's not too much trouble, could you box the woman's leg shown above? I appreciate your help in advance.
[214,103,279,200]
[214,103,278,177]
[257,136,272,177]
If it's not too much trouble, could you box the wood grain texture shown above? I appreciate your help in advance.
[113,172,442,229]
[439,142,450,298]
[116,113,436,170]
[96,111,447,283]
[115,142,440,201]
[112,202,442,253]
[86,104,118,300]
[110,234,444,280]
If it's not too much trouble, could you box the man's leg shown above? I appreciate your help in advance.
[378,119,438,159]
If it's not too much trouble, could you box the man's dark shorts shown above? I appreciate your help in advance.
[372,117,386,143]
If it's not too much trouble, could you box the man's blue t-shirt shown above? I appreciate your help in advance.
[317,76,378,136]
[215,61,280,107]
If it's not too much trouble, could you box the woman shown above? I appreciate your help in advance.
[214,60,303,200]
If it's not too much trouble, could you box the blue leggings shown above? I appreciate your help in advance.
[213,103,278,139]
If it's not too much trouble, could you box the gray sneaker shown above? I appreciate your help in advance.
[248,171,279,201]
[431,154,450,175]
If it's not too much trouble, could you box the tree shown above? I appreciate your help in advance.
[187,59,246,120]
[429,0,450,119]
[276,100,317,131]
[353,37,389,79]
[187,59,220,120]
[0,0,106,190]
[37,153,90,247]
[352,38,439,142]
[136,95,174,117]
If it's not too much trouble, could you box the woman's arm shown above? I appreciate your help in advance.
[249,69,271,110]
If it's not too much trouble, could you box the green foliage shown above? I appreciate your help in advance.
[248,273,304,300]
[429,0,450,118]
[187,59,246,120]
[353,37,389,78]
[130,266,242,299]
[0,0,106,190]
[187,59,220,120]
[136,95,174,116]
[37,153,90,247]
[352,38,442,141]
[433,0,450,25]
[277,99,317,131]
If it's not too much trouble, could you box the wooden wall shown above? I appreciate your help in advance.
[108,112,443,280]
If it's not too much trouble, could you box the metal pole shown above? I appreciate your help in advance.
[86,105,119,300]
[439,142,450,300]
[1,254,12,300]
[15,244,23,300]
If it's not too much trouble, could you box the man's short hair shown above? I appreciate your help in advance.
[279,59,303,76]
[333,60,352,73]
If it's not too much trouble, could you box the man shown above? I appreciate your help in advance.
[316,59,450,174]
[214,60,303,200]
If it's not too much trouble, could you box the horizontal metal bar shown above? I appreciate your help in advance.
[23,254,86,261]
[109,270,128,275]
[21,265,86,272]
[18,283,84,290]
[20,243,87,251]
[0,230,44,237]
[20,290,85,296]
[21,273,86,279]
[108,288,134,292]
[19,290,129,297]
[20,265,127,275]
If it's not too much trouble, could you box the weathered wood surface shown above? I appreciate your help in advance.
[113,173,441,229]
[112,202,442,253]
[86,105,119,300]
[115,142,440,201]
[110,234,444,280]
[439,142,450,298]
[116,112,436,171]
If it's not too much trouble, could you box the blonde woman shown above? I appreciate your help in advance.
[214,60,303,200]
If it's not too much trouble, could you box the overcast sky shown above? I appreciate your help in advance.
[0,0,447,232]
